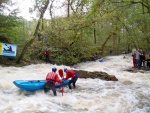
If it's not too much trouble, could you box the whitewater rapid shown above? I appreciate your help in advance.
[0,54,150,113]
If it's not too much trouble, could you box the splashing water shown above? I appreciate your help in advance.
[0,54,150,113]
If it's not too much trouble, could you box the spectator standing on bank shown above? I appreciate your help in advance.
[44,48,50,63]
[145,52,150,68]
[38,31,42,41]
[109,49,113,55]
[132,50,136,68]
[140,49,145,67]
[135,49,141,69]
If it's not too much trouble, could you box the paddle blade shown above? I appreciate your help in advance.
[58,69,63,78]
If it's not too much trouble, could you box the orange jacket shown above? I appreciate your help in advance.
[46,72,62,84]
[145,54,148,60]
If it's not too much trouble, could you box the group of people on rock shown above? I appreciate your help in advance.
[44,67,78,96]
[132,48,150,69]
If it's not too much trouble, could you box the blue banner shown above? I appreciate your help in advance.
[0,42,17,57]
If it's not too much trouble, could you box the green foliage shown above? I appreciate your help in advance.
[0,14,22,38]
[1,0,150,66]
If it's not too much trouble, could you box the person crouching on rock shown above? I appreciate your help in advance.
[44,67,62,96]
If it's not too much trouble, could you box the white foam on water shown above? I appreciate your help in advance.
[0,54,150,113]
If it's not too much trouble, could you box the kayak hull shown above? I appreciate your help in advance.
[13,80,70,91]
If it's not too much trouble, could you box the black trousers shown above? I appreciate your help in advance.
[44,81,56,96]
[68,76,78,89]
[45,55,50,63]
[147,61,150,68]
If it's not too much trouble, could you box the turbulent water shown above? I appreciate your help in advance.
[0,54,150,113]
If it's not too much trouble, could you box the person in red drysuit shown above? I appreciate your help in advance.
[132,51,136,68]
[44,67,62,96]
[64,68,78,89]
[44,48,50,63]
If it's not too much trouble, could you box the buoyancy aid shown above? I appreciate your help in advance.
[65,69,76,80]
[46,72,62,84]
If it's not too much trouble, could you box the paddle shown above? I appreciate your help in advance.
[58,69,64,96]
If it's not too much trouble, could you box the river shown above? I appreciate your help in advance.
[0,54,150,113]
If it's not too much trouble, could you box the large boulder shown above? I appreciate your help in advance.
[75,70,118,81]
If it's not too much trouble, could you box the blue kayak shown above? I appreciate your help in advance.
[97,58,103,62]
[13,80,70,91]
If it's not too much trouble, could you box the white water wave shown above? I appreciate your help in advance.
[0,54,150,113]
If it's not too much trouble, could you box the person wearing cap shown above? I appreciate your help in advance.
[44,67,62,96]
[63,68,78,89]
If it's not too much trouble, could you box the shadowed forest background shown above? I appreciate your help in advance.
[0,0,150,66]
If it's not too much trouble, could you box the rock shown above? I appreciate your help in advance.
[75,70,118,81]
[125,67,150,73]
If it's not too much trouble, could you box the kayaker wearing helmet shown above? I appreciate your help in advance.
[44,67,62,96]
[63,68,78,89]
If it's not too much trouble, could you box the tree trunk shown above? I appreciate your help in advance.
[16,39,34,64]
[33,0,50,37]
[101,34,112,53]
[16,0,50,64]
[94,28,96,44]
[67,0,70,17]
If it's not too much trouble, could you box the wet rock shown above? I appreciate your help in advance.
[125,67,150,73]
[75,70,118,81]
